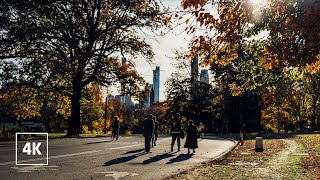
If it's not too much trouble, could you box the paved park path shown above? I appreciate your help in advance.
[0,135,236,180]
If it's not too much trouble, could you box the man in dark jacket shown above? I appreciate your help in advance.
[170,113,182,152]
[143,114,154,153]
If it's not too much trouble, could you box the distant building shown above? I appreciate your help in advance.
[150,84,155,104]
[143,66,160,107]
[200,69,209,84]
[191,55,199,82]
[115,95,133,106]
[153,66,160,103]
[144,83,152,107]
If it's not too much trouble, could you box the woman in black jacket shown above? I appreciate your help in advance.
[184,120,198,154]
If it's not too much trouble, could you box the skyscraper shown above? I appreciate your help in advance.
[153,66,160,103]
[200,69,209,84]
[191,55,199,82]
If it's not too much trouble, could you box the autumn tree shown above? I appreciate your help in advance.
[0,83,44,135]
[0,0,162,135]
[165,53,217,131]
[305,72,320,130]
[81,83,104,132]
[166,0,320,91]
[164,0,320,133]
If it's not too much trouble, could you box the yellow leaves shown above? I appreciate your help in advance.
[228,83,244,96]
[225,12,234,21]
[304,54,320,74]
[56,95,71,119]
[186,18,190,25]
[264,62,273,70]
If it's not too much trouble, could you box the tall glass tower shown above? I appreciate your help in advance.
[191,55,199,82]
[153,66,160,102]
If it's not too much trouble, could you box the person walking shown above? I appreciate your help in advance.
[184,120,198,154]
[152,116,159,147]
[170,113,182,152]
[143,114,154,153]
[111,116,120,140]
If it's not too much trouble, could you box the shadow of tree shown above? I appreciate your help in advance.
[122,148,145,155]
[143,152,175,164]
[103,151,147,166]
[166,154,193,164]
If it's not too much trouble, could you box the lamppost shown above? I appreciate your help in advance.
[104,88,109,134]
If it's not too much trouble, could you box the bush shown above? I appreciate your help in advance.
[123,130,132,136]
[2,126,32,140]
[82,125,90,134]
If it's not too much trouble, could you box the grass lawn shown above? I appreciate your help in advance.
[167,133,320,180]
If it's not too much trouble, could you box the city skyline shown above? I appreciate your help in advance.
[108,0,207,102]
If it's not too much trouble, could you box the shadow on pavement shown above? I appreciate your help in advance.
[122,148,145,155]
[86,140,112,145]
[166,154,193,164]
[143,152,175,164]
[103,151,147,166]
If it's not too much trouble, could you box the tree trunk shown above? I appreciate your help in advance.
[2,120,5,136]
[277,103,280,133]
[67,91,81,136]
[90,121,93,132]
[311,97,317,131]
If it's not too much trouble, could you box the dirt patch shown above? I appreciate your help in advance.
[256,139,299,179]
[165,138,308,180]
[295,134,320,179]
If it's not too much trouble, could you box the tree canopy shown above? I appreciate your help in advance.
[0,0,163,135]
[171,0,320,72]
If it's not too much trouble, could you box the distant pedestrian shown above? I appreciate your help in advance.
[152,116,159,147]
[142,114,154,153]
[170,113,182,152]
[111,116,120,140]
[184,120,198,154]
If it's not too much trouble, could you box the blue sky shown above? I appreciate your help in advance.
[106,0,197,101]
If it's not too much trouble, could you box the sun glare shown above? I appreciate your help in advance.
[249,0,268,8]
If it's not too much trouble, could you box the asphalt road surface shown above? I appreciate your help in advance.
[0,135,236,180]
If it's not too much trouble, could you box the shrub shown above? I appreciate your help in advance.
[123,130,132,136]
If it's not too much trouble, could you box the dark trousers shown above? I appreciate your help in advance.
[171,134,180,149]
[152,131,158,145]
[145,138,151,152]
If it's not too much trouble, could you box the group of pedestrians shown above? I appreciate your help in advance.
[142,113,199,154]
